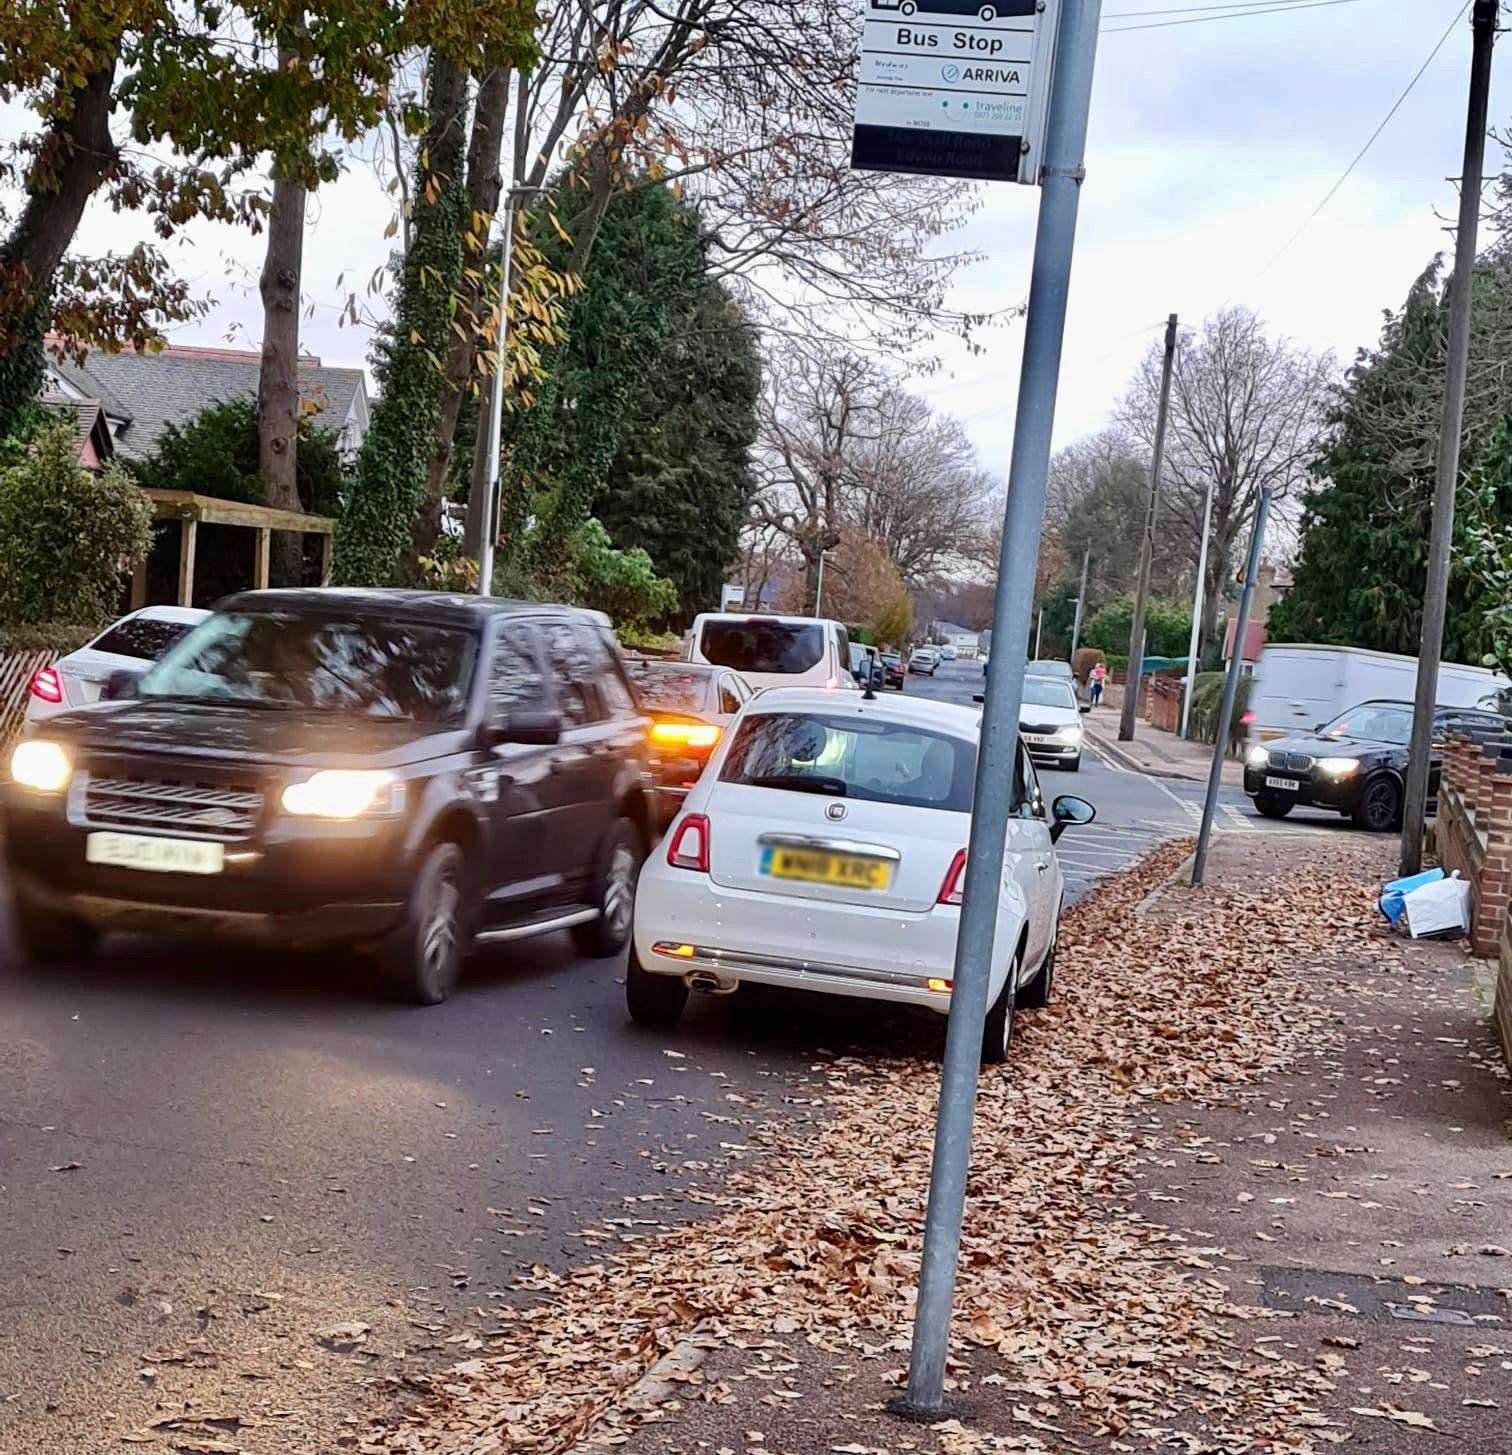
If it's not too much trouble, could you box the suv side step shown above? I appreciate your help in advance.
[476,906,598,944]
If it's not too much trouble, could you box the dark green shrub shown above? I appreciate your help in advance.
[0,419,152,628]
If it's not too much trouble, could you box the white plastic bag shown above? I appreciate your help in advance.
[1402,873,1471,939]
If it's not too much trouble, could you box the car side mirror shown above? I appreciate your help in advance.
[1050,793,1096,844]
[102,668,141,701]
[483,709,563,748]
[870,665,886,689]
[1079,703,1091,715]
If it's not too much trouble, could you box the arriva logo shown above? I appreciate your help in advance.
[941,63,962,83]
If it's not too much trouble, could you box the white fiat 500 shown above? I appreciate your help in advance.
[629,688,1095,1062]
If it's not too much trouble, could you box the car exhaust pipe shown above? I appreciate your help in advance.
[687,971,737,996]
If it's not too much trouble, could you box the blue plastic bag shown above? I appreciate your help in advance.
[1379,867,1444,925]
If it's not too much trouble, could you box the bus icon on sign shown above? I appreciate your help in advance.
[872,0,1039,19]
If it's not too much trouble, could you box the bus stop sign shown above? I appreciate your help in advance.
[851,0,1061,185]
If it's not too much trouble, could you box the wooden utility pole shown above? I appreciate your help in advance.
[1119,313,1178,742]
[1400,0,1499,874]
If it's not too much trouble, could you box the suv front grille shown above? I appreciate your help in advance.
[1268,750,1315,773]
[82,773,264,841]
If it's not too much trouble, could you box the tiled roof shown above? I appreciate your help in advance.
[38,391,113,464]
[47,344,366,461]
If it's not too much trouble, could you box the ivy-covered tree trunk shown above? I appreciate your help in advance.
[407,64,512,577]
[0,61,119,436]
[334,52,471,586]
[256,137,309,585]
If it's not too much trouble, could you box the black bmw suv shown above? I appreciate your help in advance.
[2,590,651,1003]
[1243,698,1509,831]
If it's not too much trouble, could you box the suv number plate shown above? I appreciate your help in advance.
[1263,776,1300,792]
[86,832,225,875]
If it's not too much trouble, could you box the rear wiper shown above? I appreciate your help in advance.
[744,773,848,797]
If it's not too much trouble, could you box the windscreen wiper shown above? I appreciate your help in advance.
[744,773,848,796]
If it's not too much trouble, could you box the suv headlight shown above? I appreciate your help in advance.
[1245,745,1269,768]
[1316,757,1360,778]
[281,770,402,819]
[10,740,71,793]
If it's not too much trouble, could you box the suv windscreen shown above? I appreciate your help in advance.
[138,611,477,722]
[700,620,823,674]
[720,712,976,812]
[92,616,198,662]
[1319,704,1413,745]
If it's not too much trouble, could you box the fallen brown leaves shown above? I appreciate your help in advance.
[370,839,1393,1455]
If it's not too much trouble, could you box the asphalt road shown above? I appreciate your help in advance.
[0,660,1353,1450]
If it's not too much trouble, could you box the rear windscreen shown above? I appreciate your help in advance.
[721,712,975,812]
[92,617,198,662]
[700,620,823,674]
[625,661,711,713]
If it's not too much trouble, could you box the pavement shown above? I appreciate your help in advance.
[567,832,1512,1455]
[0,661,1416,1453]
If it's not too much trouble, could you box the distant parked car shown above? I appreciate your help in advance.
[881,652,906,689]
[25,606,210,725]
[908,648,939,677]
[625,659,751,827]
[1027,660,1074,682]
[940,646,957,662]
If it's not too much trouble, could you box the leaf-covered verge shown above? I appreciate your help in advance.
[368,842,1395,1455]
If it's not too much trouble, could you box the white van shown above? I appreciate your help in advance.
[1248,643,1509,740]
[688,614,858,694]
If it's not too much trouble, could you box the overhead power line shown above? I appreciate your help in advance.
[1259,0,1472,274]
[1104,0,1365,33]
[1104,0,1356,16]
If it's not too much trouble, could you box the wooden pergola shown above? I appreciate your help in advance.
[130,489,336,608]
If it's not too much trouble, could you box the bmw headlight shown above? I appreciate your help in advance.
[1245,745,1269,769]
[1316,757,1360,778]
[281,769,402,819]
[1053,724,1083,743]
[10,739,71,793]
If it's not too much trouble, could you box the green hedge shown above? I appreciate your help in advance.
[0,623,97,655]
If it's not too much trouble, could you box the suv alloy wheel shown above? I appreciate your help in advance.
[384,840,467,1004]
[573,817,643,958]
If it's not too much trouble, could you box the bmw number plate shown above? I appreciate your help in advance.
[86,832,224,875]
[1263,776,1300,792]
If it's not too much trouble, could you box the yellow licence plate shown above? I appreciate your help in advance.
[762,846,893,891]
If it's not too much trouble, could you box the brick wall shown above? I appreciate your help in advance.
[1438,731,1512,1065]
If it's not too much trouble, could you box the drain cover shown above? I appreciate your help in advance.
[1260,1266,1506,1325]
[1386,1304,1478,1326]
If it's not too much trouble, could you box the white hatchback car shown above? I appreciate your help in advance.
[629,688,1095,1062]
[25,606,210,724]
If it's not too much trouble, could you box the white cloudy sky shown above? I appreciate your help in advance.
[25,0,1508,483]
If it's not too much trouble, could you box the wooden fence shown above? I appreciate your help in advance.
[0,647,55,755]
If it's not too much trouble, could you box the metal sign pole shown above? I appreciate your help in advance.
[895,0,1104,1417]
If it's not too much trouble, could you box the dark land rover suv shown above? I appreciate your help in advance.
[2,590,651,1003]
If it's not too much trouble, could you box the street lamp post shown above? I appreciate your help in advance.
[476,179,544,597]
